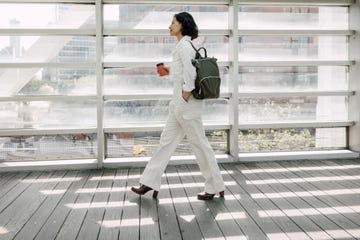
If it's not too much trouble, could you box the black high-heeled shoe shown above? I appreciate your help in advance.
[131,185,159,198]
[197,191,224,200]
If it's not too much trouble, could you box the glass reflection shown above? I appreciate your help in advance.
[104,36,228,62]
[238,96,347,122]
[0,4,95,29]
[238,6,348,30]
[239,66,348,91]
[0,100,96,129]
[238,36,347,60]
[104,99,228,125]
[106,130,227,158]
[0,68,96,97]
[104,5,228,30]
[0,134,97,161]
[238,127,346,152]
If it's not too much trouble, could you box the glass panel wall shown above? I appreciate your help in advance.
[239,66,348,91]
[0,100,97,129]
[104,5,228,30]
[102,4,230,158]
[106,130,227,158]
[0,134,97,161]
[237,5,350,153]
[0,1,353,164]
[238,36,347,61]
[0,68,96,96]
[238,6,348,30]
[0,4,95,29]
[238,96,348,122]
[238,127,346,152]
[104,99,229,127]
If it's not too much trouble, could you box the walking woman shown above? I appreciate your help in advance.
[131,12,225,200]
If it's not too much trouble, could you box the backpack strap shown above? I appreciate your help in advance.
[187,40,207,58]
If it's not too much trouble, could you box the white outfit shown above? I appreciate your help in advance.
[139,36,225,194]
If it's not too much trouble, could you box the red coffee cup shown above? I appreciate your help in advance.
[156,63,169,76]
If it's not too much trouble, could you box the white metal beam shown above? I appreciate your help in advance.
[237,30,356,36]
[238,90,355,98]
[238,60,355,66]
[0,95,96,102]
[95,0,104,168]
[104,123,231,133]
[0,63,96,68]
[238,0,355,6]
[0,29,96,36]
[238,120,354,129]
[0,128,97,137]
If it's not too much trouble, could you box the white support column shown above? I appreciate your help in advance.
[316,7,348,148]
[96,0,105,167]
[349,0,360,152]
[229,0,239,161]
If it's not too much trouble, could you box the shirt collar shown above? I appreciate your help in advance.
[180,35,192,42]
[176,35,192,47]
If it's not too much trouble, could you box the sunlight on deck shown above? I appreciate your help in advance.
[241,164,360,174]
[246,175,360,184]
[0,227,9,234]
[21,177,82,183]
[258,205,360,217]
[99,217,155,227]
[251,188,360,199]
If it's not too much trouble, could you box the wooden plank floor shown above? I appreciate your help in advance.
[1,159,360,240]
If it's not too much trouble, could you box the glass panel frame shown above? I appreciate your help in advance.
[104,4,228,30]
[104,99,229,127]
[238,66,348,91]
[0,4,95,29]
[238,36,348,61]
[238,6,348,30]
[0,100,97,129]
[106,130,228,158]
[0,133,97,161]
[238,127,346,152]
[238,96,348,122]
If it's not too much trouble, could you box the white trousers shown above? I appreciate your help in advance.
[139,98,225,194]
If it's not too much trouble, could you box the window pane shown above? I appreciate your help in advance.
[104,99,228,126]
[0,100,96,129]
[238,6,348,30]
[106,130,227,158]
[104,67,229,95]
[239,127,346,152]
[0,36,96,63]
[104,36,228,62]
[0,4,95,29]
[0,134,97,161]
[239,96,347,122]
[238,36,347,60]
[104,5,228,30]
[239,66,348,91]
[0,68,96,97]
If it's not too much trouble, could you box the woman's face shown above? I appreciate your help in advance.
[169,17,182,39]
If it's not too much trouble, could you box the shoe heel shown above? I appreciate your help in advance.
[219,191,225,197]
[152,190,159,199]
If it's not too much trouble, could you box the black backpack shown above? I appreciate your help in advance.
[188,41,221,100]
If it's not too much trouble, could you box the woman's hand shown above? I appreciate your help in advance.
[182,91,191,102]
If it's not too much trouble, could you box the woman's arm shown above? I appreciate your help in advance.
[179,40,196,101]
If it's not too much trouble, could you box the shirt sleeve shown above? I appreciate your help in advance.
[179,41,196,92]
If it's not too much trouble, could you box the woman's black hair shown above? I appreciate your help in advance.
[174,12,198,40]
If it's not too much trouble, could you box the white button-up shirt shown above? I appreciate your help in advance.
[169,35,203,119]
[170,35,197,101]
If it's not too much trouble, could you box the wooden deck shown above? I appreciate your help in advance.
[0,159,360,240]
